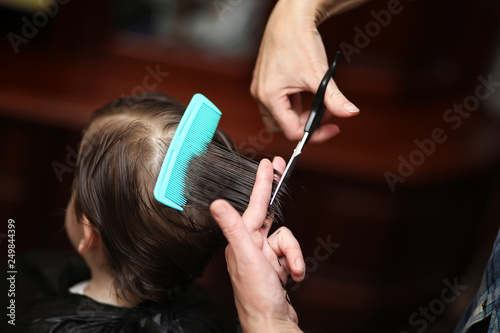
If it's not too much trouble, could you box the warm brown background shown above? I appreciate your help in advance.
[1,0,500,332]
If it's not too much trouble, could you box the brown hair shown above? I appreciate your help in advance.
[72,92,286,304]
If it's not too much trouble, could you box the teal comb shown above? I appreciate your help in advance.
[154,93,222,210]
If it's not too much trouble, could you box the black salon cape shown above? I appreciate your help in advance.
[1,252,237,333]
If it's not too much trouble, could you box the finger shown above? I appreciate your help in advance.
[272,156,286,175]
[211,200,260,259]
[303,64,360,119]
[306,123,340,143]
[294,110,340,143]
[242,159,274,231]
[267,227,305,282]
[324,79,360,117]
[260,156,286,239]
[260,214,274,239]
[270,94,304,141]
[277,256,292,283]
[261,243,291,283]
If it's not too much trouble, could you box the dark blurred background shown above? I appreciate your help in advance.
[1,0,500,332]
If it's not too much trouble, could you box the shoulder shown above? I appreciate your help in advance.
[2,252,236,332]
[14,287,237,333]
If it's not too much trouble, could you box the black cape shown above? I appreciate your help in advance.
[1,252,237,332]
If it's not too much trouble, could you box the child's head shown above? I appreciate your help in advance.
[66,92,285,304]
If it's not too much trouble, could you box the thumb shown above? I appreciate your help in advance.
[210,200,256,254]
[323,78,360,118]
[303,66,360,118]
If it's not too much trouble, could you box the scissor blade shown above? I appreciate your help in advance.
[269,132,309,206]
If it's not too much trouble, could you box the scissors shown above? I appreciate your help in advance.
[269,51,341,206]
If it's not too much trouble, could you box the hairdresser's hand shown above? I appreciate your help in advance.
[210,157,304,333]
[251,0,364,143]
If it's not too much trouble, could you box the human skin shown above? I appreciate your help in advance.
[251,0,369,143]
[211,157,305,333]
[65,156,306,321]
[65,195,137,307]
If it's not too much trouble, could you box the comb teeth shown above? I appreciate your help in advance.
[154,94,222,210]
[166,104,219,206]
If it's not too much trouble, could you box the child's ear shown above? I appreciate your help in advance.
[77,215,101,254]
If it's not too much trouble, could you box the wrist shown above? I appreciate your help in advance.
[275,0,368,26]
[270,0,318,28]
[237,302,302,333]
[241,317,302,333]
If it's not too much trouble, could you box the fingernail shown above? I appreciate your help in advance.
[344,102,360,113]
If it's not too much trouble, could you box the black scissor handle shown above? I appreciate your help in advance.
[304,51,340,143]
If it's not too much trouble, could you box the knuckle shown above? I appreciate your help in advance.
[250,82,258,98]
[329,88,343,100]
[276,226,290,235]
